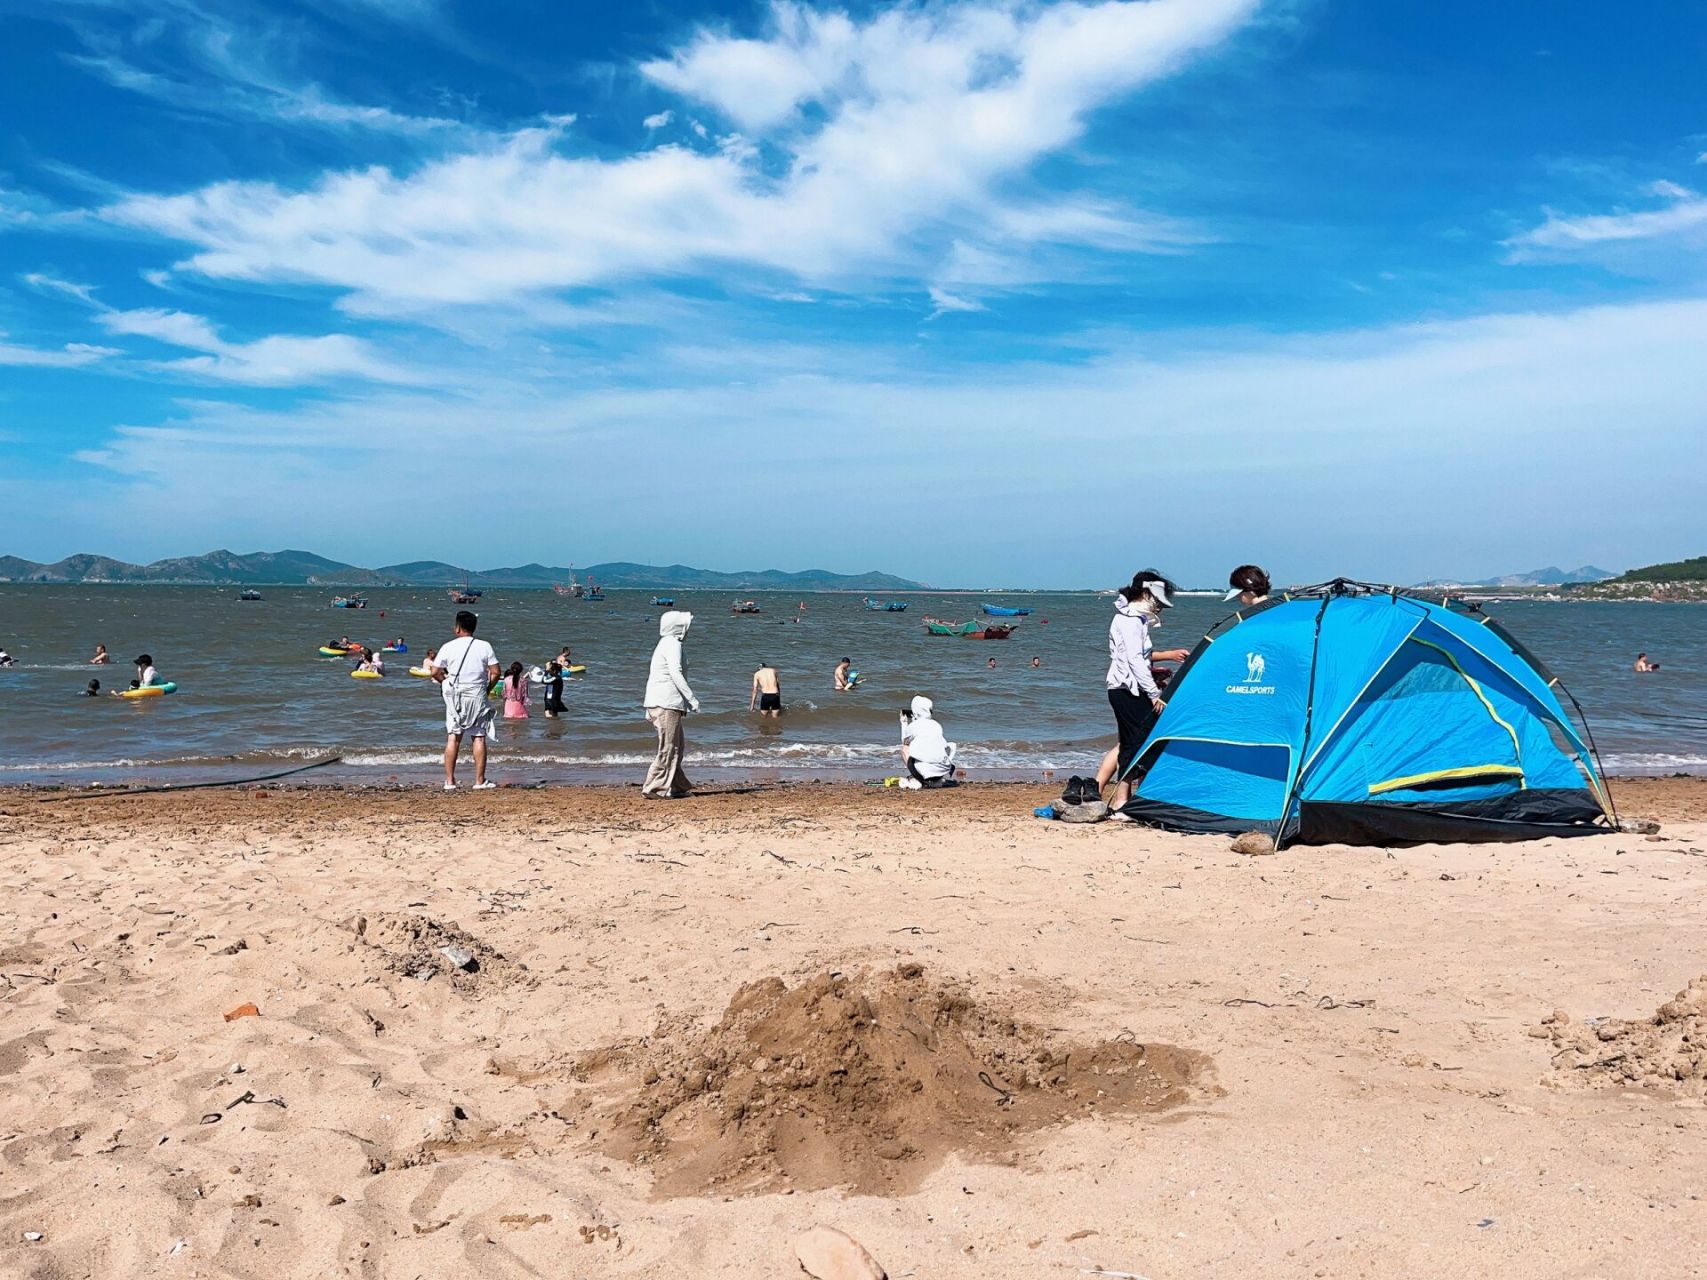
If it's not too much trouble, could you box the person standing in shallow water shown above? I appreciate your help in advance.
[643,611,699,799]
[751,661,783,716]
[430,610,500,790]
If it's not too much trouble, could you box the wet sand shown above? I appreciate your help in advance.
[1,777,1704,1277]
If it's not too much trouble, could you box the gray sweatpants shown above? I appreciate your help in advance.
[643,706,690,798]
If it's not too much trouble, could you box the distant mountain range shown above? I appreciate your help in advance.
[1417,565,1616,588]
[0,549,925,592]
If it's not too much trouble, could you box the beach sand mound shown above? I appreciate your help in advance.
[351,911,530,991]
[571,964,1205,1196]
[1536,975,1707,1094]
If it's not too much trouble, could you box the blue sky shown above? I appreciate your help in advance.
[1,0,1703,587]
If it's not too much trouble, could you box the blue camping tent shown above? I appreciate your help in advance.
[1122,584,1612,845]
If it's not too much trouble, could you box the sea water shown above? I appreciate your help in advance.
[0,587,1700,787]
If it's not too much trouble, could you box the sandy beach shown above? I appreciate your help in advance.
[1,777,1704,1278]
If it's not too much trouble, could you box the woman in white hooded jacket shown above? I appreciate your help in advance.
[643,611,700,798]
[1094,570,1190,811]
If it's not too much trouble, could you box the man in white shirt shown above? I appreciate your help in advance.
[900,695,956,789]
[430,610,500,790]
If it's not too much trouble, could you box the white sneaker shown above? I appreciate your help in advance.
[472,781,497,790]
[443,783,457,791]
[899,778,923,790]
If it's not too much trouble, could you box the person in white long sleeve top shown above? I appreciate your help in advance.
[1094,570,1191,812]
[643,611,700,798]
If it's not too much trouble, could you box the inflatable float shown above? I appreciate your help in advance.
[350,669,383,679]
[382,644,407,653]
[319,646,351,657]
[118,682,177,699]
[408,666,434,678]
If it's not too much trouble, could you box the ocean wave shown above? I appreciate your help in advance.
[0,740,1089,774]
[1600,753,1707,774]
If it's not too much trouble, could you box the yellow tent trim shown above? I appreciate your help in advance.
[1408,637,1526,789]
[1368,764,1525,797]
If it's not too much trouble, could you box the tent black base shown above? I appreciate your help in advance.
[1119,789,1609,847]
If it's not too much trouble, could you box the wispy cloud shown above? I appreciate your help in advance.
[96,307,420,385]
[56,0,468,139]
[52,296,1707,583]
[0,338,116,367]
[926,285,986,319]
[21,272,100,304]
[642,110,674,130]
[1508,179,1707,256]
[100,0,1256,311]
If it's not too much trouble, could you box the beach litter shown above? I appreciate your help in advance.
[223,1002,260,1022]
[795,1225,887,1280]
[569,964,1206,1196]
[354,912,528,990]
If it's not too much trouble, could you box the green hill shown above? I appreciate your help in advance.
[0,549,926,591]
[1609,555,1707,583]
[1567,554,1707,601]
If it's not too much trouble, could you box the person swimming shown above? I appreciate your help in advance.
[357,647,385,675]
[84,679,101,697]
[0,646,14,668]
[1634,652,1660,672]
[90,644,111,664]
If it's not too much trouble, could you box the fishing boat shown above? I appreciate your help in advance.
[923,617,978,636]
[447,576,483,604]
[584,581,604,602]
[863,597,909,612]
[730,599,762,615]
[552,573,584,598]
[651,596,675,607]
[238,589,262,601]
[331,596,368,609]
[980,604,1032,617]
[924,617,1015,639]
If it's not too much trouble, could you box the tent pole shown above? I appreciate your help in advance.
[1275,594,1333,844]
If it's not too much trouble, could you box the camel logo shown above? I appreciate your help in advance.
[1226,650,1276,696]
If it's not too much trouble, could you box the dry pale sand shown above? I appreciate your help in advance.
[1,777,1705,1279]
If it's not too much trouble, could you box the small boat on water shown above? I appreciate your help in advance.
[981,604,1032,617]
[923,617,978,636]
[448,590,479,604]
[584,582,604,602]
[553,575,584,598]
[331,596,368,609]
[731,599,762,615]
[651,596,675,607]
[238,589,262,601]
[924,617,1015,639]
[863,597,909,612]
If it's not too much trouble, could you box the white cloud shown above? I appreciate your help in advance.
[22,273,100,304]
[96,307,418,385]
[49,295,1707,585]
[101,0,1256,310]
[0,339,116,368]
[642,110,675,130]
[58,0,467,140]
[926,285,986,319]
[1509,180,1707,255]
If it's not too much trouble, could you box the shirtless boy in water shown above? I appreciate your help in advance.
[750,662,783,716]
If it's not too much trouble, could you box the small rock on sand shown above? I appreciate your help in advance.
[796,1227,886,1280]
[1230,831,1276,856]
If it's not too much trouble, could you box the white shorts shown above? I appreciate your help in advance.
[443,684,494,738]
